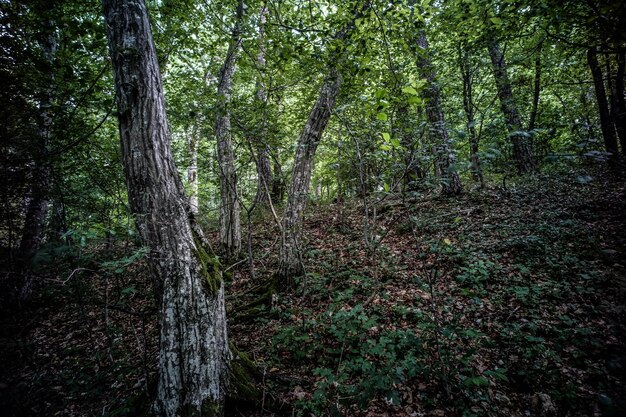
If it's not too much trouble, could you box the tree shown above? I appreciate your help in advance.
[102,0,230,415]
[18,2,57,261]
[608,50,626,156]
[458,44,484,187]
[587,46,620,159]
[186,120,200,214]
[215,0,244,260]
[486,33,536,174]
[277,66,343,286]
[527,39,543,132]
[252,5,273,206]
[414,29,463,195]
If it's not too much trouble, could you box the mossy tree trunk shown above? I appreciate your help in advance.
[103,1,231,415]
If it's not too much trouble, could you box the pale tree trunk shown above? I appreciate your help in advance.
[103,1,230,416]
[277,68,342,287]
[19,14,57,260]
[336,129,343,202]
[486,35,536,173]
[186,124,199,215]
[415,31,463,195]
[314,181,321,199]
[216,0,243,260]
[587,46,620,159]
[253,6,273,206]
[458,45,484,188]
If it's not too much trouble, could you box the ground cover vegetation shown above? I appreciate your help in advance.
[1,0,625,416]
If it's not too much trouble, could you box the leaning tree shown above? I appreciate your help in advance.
[102,0,230,415]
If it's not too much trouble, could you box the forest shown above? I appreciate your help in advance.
[0,0,625,416]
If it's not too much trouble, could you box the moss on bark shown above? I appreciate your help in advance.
[193,235,222,296]
[227,343,262,403]
[231,281,277,324]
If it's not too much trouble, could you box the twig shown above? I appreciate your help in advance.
[224,257,249,272]
[62,268,97,284]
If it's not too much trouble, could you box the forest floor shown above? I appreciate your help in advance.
[1,166,625,417]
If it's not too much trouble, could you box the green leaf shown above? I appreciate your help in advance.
[374,89,387,99]
[490,17,502,25]
[463,376,490,387]
[121,286,136,295]
[484,368,509,382]
[407,96,422,105]
[402,86,419,95]
[377,112,388,121]
[382,132,390,141]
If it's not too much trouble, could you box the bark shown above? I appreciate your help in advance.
[487,35,536,173]
[587,46,620,158]
[528,41,543,132]
[19,14,56,260]
[336,130,343,201]
[415,31,463,195]
[610,51,626,155]
[396,104,424,191]
[253,6,273,206]
[277,68,342,286]
[186,124,199,215]
[271,156,285,203]
[458,46,484,188]
[102,1,230,416]
[216,0,244,260]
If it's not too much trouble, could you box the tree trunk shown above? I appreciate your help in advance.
[528,41,543,132]
[19,162,50,260]
[271,155,285,204]
[277,68,342,287]
[587,46,620,158]
[395,104,423,191]
[253,6,273,206]
[415,31,463,195]
[103,1,230,416]
[19,14,56,260]
[186,124,199,215]
[216,0,243,260]
[336,129,344,201]
[610,50,626,155]
[486,35,536,173]
[458,46,484,188]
